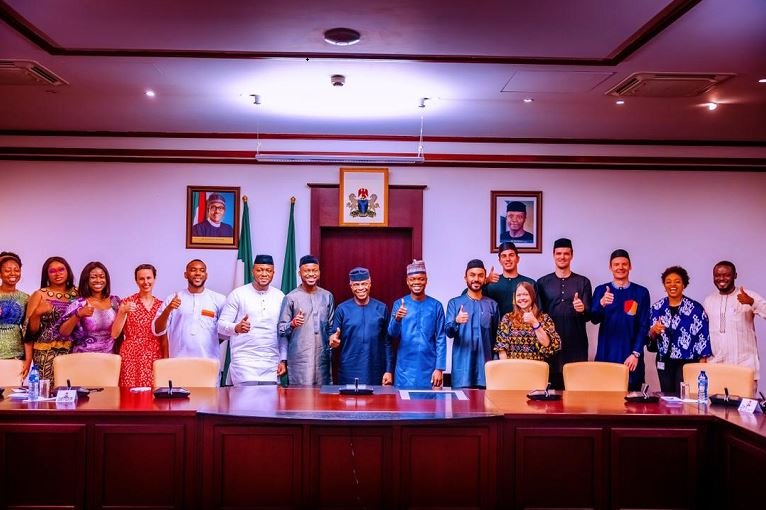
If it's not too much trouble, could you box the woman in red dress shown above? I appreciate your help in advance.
[112,264,164,387]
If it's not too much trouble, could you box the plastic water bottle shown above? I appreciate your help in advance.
[28,363,40,401]
[697,370,708,404]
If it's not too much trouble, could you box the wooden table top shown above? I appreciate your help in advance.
[1,386,764,437]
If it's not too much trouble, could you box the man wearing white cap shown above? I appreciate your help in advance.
[388,260,447,388]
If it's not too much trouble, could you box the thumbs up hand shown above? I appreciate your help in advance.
[291,308,305,328]
[456,304,469,324]
[487,265,500,284]
[77,300,95,319]
[395,298,408,321]
[737,286,755,306]
[651,318,666,337]
[572,292,585,313]
[329,327,341,349]
[600,286,614,307]
[168,293,182,310]
[235,314,251,334]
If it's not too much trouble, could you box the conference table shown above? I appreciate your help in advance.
[0,386,763,509]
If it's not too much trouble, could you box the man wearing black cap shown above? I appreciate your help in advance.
[591,249,650,391]
[485,241,538,319]
[191,192,234,238]
[218,255,286,385]
[537,238,593,389]
[329,267,393,385]
[278,255,335,385]
[445,259,498,389]
[500,201,533,243]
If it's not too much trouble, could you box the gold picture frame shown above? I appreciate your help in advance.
[339,168,389,227]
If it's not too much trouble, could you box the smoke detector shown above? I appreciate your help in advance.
[331,74,346,87]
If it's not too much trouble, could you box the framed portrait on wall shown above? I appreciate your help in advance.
[186,186,240,249]
[490,191,542,253]
[339,168,389,227]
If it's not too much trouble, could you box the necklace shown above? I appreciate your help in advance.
[44,287,77,300]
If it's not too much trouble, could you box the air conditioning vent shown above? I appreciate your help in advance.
[0,60,68,86]
[606,72,734,98]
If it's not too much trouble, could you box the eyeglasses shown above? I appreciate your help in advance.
[48,267,67,274]
[209,205,225,211]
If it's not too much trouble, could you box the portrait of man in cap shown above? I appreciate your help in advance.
[187,187,239,248]
[500,201,533,243]
[491,191,542,253]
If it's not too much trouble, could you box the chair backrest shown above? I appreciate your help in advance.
[153,357,219,388]
[0,359,23,386]
[563,361,629,391]
[53,353,121,387]
[683,363,755,397]
[485,359,549,390]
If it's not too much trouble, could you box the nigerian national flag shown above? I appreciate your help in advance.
[220,197,253,386]
[279,197,297,386]
[281,197,297,293]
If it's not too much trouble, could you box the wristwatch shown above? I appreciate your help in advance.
[631,351,641,358]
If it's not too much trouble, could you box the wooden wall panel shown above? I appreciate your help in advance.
[92,423,187,510]
[610,427,699,510]
[309,427,393,509]
[205,424,303,510]
[723,432,766,510]
[0,423,87,510]
[400,425,496,510]
[515,426,605,510]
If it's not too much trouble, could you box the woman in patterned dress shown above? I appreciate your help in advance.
[60,261,120,354]
[649,266,711,394]
[0,252,28,362]
[495,281,561,361]
[23,256,78,379]
[111,264,163,387]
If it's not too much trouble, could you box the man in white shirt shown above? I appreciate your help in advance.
[703,260,766,386]
[153,259,226,361]
[218,255,286,385]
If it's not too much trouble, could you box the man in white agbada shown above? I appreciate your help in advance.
[218,255,286,385]
[153,259,226,360]
[703,260,765,387]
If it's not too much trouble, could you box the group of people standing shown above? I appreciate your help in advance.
[0,239,763,392]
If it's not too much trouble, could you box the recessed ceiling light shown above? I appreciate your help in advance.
[759,78,766,83]
[145,89,156,97]
[324,28,361,46]
[705,102,718,111]
[523,98,534,103]
[615,100,625,105]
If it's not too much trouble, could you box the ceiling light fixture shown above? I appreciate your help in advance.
[254,95,427,165]
[615,100,625,105]
[324,28,361,46]
[759,78,766,83]
[705,102,718,111]
[145,89,155,97]
[523,98,534,103]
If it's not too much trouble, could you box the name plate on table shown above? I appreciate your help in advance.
[56,389,78,404]
[738,398,760,414]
